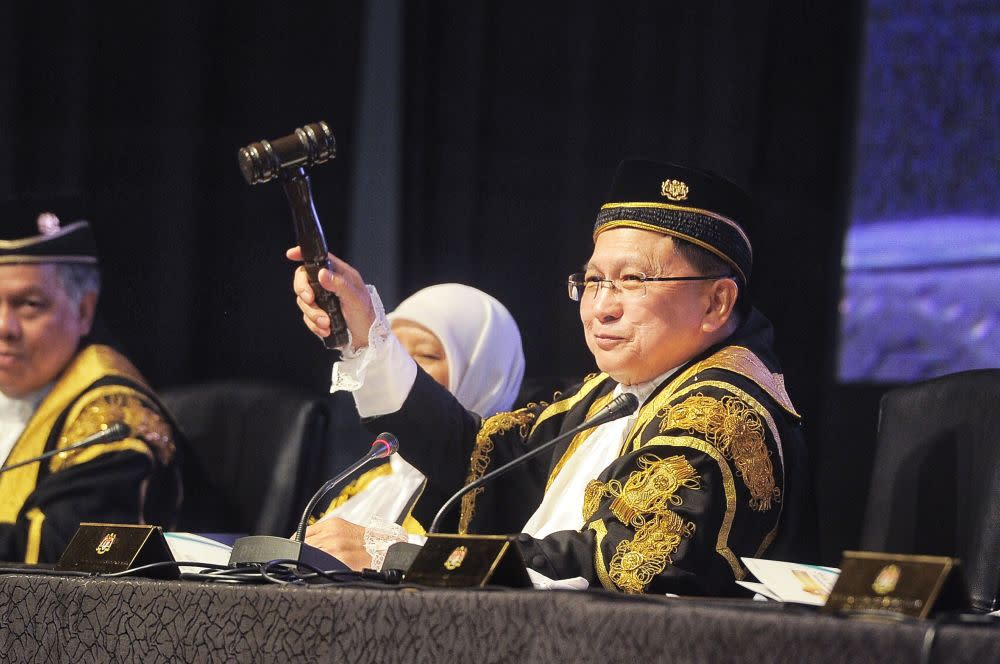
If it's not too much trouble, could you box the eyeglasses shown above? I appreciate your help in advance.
[567,272,732,301]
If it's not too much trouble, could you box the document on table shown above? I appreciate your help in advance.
[738,557,840,606]
[164,532,235,573]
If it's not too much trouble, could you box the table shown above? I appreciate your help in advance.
[2,573,999,663]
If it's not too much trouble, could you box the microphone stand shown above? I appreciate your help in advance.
[228,434,398,569]
[0,422,132,475]
[393,393,639,587]
[428,393,639,533]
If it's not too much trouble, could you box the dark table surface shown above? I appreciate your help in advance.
[2,571,999,663]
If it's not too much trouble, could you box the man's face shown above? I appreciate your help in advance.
[0,264,95,398]
[580,228,717,386]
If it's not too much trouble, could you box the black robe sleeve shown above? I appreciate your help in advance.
[363,368,483,531]
[364,368,553,533]
[517,371,789,596]
[0,449,158,564]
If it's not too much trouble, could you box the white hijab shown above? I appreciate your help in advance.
[387,283,525,418]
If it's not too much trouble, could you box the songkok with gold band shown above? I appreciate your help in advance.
[593,160,754,287]
[0,212,98,266]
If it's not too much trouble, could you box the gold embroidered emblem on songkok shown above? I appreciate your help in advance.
[592,160,755,287]
[660,179,689,201]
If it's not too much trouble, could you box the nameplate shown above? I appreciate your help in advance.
[56,523,178,579]
[404,534,531,588]
[822,551,968,619]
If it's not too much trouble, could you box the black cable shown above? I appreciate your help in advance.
[919,615,944,664]
[88,557,418,589]
[179,571,269,584]
[262,558,365,585]
[97,560,186,577]
[919,611,1000,664]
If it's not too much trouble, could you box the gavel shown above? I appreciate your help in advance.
[237,121,350,349]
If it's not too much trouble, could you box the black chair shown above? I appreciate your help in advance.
[160,380,331,537]
[860,369,1000,612]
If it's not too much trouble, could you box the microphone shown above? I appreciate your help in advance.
[428,392,640,534]
[293,432,399,542]
[0,422,132,475]
[227,432,399,569]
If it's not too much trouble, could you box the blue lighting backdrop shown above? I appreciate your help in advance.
[838,0,1000,382]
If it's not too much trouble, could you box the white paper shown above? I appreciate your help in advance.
[165,532,234,573]
[741,557,840,606]
[736,580,783,602]
[320,454,426,527]
[526,568,590,590]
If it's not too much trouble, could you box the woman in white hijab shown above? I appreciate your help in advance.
[388,283,524,418]
[319,284,524,536]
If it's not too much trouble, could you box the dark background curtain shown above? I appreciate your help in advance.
[2,1,863,563]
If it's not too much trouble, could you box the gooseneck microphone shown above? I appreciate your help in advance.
[293,432,399,542]
[428,392,640,534]
[227,432,399,569]
[0,422,132,475]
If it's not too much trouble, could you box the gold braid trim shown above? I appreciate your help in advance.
[646,436,744,579]
[582,479,605,522]
[51,388,175,472]
[458,408,536,534]
[588,520,618,591]
[603,454,700,528]
[528,372,610,438]
[609,510,696,594]
[623,345,798,457]
[585,454,699,593]
[545,391,616,491]
[659,393,778,511]
[0,345,155,524]
[24,508,45,564]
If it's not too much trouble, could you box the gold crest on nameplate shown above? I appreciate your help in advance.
[661,179,689,201]
[872,563,901,595]
[443,545,468,571]
[95,532,117,555]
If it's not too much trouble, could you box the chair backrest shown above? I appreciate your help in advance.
[160,380,331,537]
[860,369,1000,612]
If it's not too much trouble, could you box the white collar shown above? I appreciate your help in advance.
[613,365,680,407]
[0,383,53,426]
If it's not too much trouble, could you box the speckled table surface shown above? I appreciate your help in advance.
[1,573,998,663]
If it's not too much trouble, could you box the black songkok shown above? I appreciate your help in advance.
[593,160,754,286]
[0,212,98,266]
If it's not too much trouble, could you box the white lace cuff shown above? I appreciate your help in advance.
[331,285,389,390]
[363,516,407,571]
[329,285,418,417]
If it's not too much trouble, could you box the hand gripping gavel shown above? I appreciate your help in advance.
[237,121,350,349]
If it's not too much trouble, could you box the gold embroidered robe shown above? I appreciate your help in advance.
[0,345,180,564]
[369,309,815,595]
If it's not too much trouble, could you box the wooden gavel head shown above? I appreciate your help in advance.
[237,121,337,185]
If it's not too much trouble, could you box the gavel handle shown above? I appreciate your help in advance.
[281,168,350,350]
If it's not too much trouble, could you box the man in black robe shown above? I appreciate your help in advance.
[291,160,815,594]
[0,210,180,563]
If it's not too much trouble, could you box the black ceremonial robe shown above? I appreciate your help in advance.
[370,309,816,595]
[0,345,181,564]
